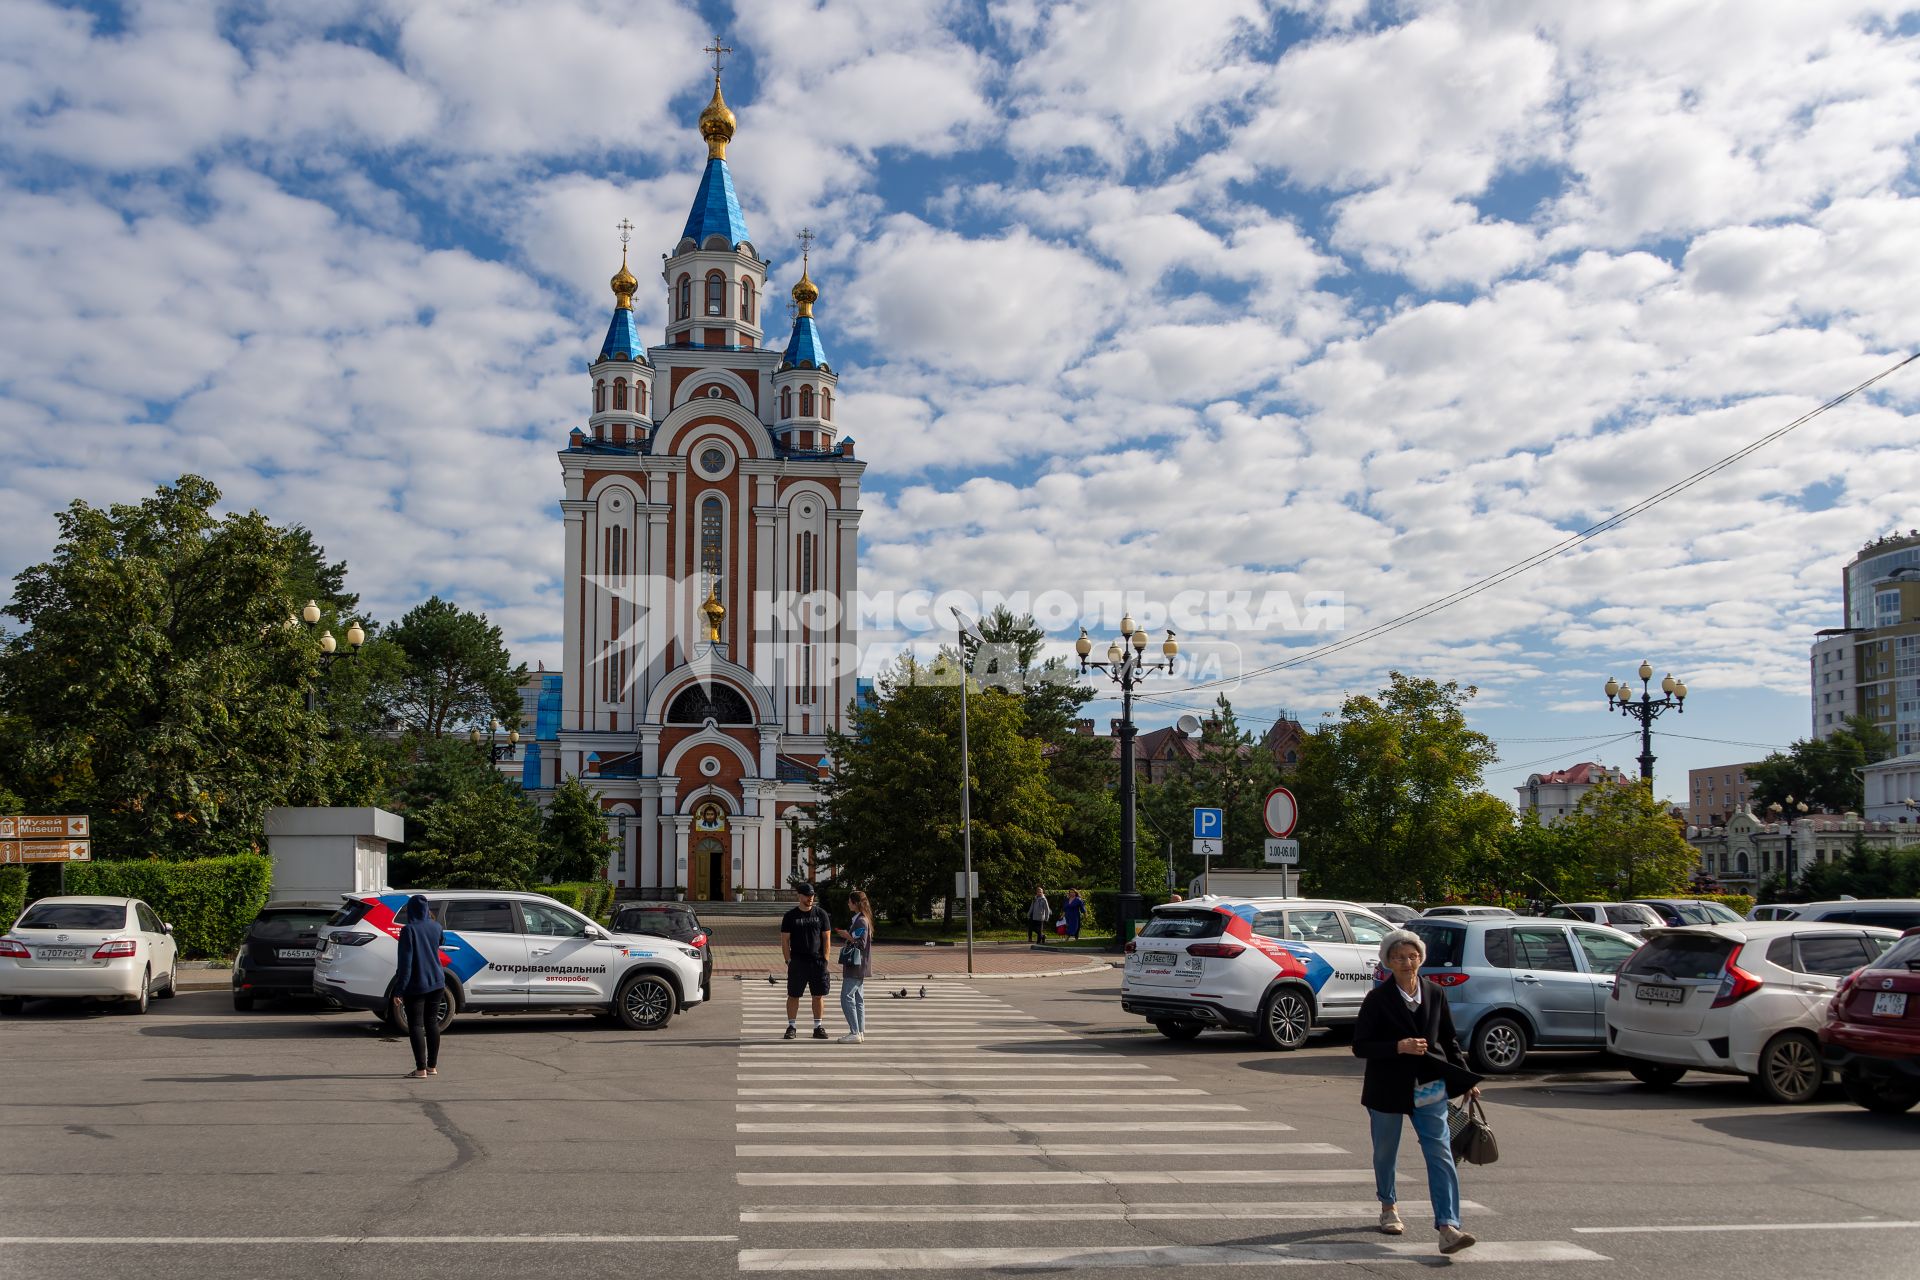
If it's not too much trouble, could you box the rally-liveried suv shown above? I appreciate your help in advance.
[1120,898,1394,1049]
[313,890,705,1032]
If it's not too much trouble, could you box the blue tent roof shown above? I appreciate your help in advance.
[680,157,752,250]
[598,306,644,362]
[783,315,828,369]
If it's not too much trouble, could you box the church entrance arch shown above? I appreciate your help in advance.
[689,802,730,900]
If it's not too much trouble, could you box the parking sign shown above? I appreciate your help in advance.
[1192,808,1224,840]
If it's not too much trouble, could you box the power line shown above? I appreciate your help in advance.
[1149,351,1920,698]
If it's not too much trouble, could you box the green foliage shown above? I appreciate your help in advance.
[1487,809,1592,904]
[396,780,544,890]
[1695,892,1756,916]
[1139,696,1286,877]
[1289,673,1499,902]
[63,854,271,957]
[541,777,616,882]
[382,597,526,737]
[0,866,26,928]
[1792,840,1920,901]
[542,880,614,921]
[1747,715,1895,814]
[1558,781,1698,898]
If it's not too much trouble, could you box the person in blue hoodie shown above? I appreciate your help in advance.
[391,896,446,1079]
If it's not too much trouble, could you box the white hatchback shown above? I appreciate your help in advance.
[1606,921,1900,1104]
[0,896,180,1015]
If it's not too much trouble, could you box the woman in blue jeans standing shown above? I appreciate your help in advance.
[1353,928,1481,1255]
[835,890,873,1044]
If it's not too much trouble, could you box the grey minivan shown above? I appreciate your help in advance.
[1406,916,1642,1074]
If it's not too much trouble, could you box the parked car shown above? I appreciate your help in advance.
[232,900,339,1010]
[1544,902,1664,935]
[1607,921,1899,1103]
[1820,927,1920,1114]
[1785,900,1920,931]
[610,902,713,1000]
[1353,902,1420,925]
[1747,904,1800,921]
[1629,898,1744,926]
[314,890,706,1032]
[1405,916,1641,1073]
[1422,905,1516,919]
[1120,898,1394,1048]
[0,896,180,1015]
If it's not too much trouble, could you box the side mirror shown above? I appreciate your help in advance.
[584,925,607,940]
[703,926,716,940]
[162,923,174,935]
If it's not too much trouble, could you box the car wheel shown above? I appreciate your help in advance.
[1755,1031,1823,1105]
[615,973,675,1031]
[1841,1066,1920,1115]
[1627,1060,1686,1088]
[232,993,255,1012]
[120,969,151,1016]
[432,985,458,1034]
[1470,1015,1529,1074]
[0,997,23,1016]
[1155,1020,1204,1041]
[157,965,178,999]
[1255,987,1312,1051]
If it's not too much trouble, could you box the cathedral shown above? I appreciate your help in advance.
[551,58,863,901]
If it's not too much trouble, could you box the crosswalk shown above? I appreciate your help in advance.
[733,982,1609,1271]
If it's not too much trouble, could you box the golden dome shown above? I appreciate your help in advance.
[701,582,726,642]
[610,247,638,310]
[791,267,818,318]
[699,75,736,160]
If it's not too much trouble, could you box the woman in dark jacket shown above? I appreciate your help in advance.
[1352,928,1481,1255]
[391,896,445,1079]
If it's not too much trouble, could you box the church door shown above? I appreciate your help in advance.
[692,837,727,901]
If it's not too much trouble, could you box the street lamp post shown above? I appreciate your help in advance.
[1768,795,1808,881]
[1603,661,1688,783]
[1078,614,1178,947]
[949,609,984,978]
[470,719,521,764]
[299,599,364,716]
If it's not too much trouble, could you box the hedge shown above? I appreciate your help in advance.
[544,880,614,922]
[0,867,26,930]
[62,855,271,958]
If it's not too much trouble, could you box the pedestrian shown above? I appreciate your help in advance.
[1025,886,1051,945]
[390,895,444,1080]
[835,889,874,1043]
[781,882,833,1040]
[1353,927,1481,1255]
[1062,888,1085,941]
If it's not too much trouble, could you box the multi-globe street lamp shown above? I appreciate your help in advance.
[1077,614,1178,945]
[299,599,364,716]
[470,718,521,764]
[1603,660,1688,783]
[1769,795,1809,881]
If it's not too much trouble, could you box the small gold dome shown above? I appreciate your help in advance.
[610,249,638,310]
[701,582,726,642]
[699,76,736,160]
[791,268,818,318]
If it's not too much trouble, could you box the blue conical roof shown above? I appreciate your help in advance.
[598,306,644,362]
[783,315,828,370]
[680,157,752,250]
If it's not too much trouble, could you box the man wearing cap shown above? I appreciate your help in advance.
[781,882,833,1040]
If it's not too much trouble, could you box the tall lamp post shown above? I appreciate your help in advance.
[1768,795,1808,881]
[300,599,364,715]
[950,608,983,977]
[1604,660,1688,782]
[470,718,521,764]
[1077,614,1178,946]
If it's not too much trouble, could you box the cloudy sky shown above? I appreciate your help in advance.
[4,0,1918,806]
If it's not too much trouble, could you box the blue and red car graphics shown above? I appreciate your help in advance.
[1212,903,1339,992]
[358,894,488,984]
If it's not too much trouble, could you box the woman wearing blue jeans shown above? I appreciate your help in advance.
[1352,928,1481,1256]
[835,890,873,1043]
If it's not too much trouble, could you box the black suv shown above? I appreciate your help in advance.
[611,902,713,1000]
[233,901,340,1010]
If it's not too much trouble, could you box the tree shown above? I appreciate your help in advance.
[541,777,615,882]
[1747,715,1896,813]
[1558,781,1698,898]
[1288,673,1499,902]
[0,476,352,859]
[380,597,525,737]
[806,655,1071,927]
[398,781,544,890]
[1485,809,1591,907]
[1139,696,1285,877]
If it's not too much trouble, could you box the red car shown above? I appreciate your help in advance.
[1819,926,1920,1114]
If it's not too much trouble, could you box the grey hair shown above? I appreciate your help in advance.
[1380,929,1426,964]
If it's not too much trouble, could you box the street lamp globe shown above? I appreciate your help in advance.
[319,631,336,655]
[1661,673,1676,695]
[302,600,321,625]
[1674,679,1688,700]
[1119,612,1136,638]
[1075,628,1092,658]
[1604,677,1620,700]
[1106,640,1123,665]
[346,622,366,648]
[1638,660,1653,682]
[1131,628,1148,653]
[1162,630,1178,660]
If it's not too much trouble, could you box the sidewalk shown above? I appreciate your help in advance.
[708,914,1112,980]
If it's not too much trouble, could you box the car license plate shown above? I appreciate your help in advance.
[37,947,85,962]
[1638,983,1684,1004]
[1873,992,1908,1018]
[278,948,319,961]
[1143,951,1176,967]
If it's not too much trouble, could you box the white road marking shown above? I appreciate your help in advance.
[1574,1221,1920,1235]
[736,1074,1176,1083]
[0,1235,738,1246]
[738,1200,1480,1223]
[735,1141,1346,1158]
[735,1121,1296,1133]
[732,1061,1149,1070]
[738,1087,1207,1097]
[739,1170,1375,1187]
[737,1242,1609,1269]
[736,1102,1248,1112]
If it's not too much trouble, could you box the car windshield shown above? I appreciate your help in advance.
[16,904,126,930]
[1670,902,1736,924]
[250,910,334,940]
[616,910,695,941]
[1875,935,1920,971]
[1621,934,1734,980]
[1139,910,1226,940]
[1405,921,1464,967]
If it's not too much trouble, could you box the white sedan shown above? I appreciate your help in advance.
[0,896,180,1014]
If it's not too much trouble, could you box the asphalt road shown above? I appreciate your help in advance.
[0,971,1915,1278]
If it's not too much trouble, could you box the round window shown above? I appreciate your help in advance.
[701,447,727,474]
[707,386,725,398]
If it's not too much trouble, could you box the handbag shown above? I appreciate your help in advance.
[1447,1096,1499,1165]
[837,941,864,967]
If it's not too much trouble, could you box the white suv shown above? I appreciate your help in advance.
[1121,898,1393,1049]
[1606,921,1899,1103]
[313,890,705,1031]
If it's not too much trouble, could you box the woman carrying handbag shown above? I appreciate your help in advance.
[1352,928,1486,1256]
[834,890,874,1043]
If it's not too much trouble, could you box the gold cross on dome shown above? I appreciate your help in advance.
[704,36,732,76]
[616,217,634,247]
[797,226,815,265]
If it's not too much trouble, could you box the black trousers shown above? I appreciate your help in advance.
[404,989,443,1070]
[1027,920,1048,943]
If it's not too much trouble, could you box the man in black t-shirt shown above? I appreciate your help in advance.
[781,883,832,1040]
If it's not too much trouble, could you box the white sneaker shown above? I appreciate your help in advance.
[1378,1206,1404,1235]
[1438,1225,1476,1255]
[838,1032,864,1043]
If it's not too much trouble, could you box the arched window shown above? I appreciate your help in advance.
[706,271,726,316]
[1736,850,1749,874]
[800,385,814,417]
[799,530,816,595]
[820,387,832,420]
[700,495,724,599]
[667,682,753,724]
[740,277,755,322]
[677,275,691,320]
[636,381,646,415]
[594,380,605,412]
[612,378,627,410]
[780,386,792,418]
